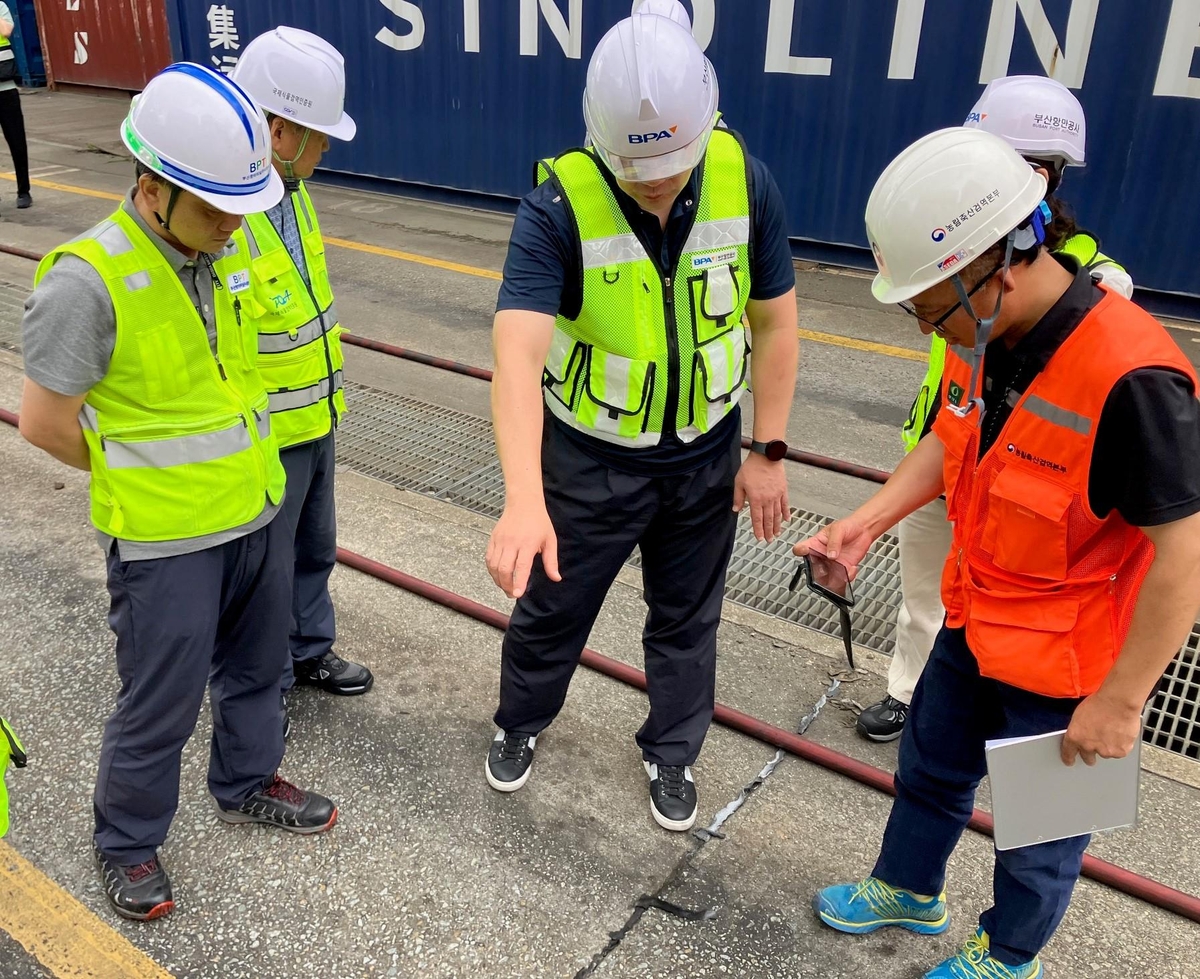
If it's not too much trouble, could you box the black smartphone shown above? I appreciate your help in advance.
[789,553,855,607]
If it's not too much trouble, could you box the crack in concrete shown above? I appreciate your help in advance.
[573,675,842,976]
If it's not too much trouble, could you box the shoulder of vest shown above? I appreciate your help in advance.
[533,147,599,189]
[1041,292,1196,410]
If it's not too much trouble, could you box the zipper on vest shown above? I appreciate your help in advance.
[207,259,229,381]
[662,273,681,438]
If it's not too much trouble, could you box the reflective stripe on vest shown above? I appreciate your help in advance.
[901,234,1130,451]
[35,208,285,541]
[243,180,344,449]
[81,405,273,470]
[268,370,344,414]
[932,289,1197,699]
[537,128,753,447]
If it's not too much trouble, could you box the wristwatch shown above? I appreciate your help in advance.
[750,439,789,462]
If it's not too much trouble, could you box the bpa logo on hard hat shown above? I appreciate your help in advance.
[629,126,678,144]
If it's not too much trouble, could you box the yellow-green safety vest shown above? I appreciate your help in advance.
[1,718,27,838]
[900,233,1128,452]
[537,128,753,446]
[242,181,345,449]
[35,208,286,540]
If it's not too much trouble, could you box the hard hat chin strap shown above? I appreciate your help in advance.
[273,124,312,184]
[949,230,1016,423]
[153,183,182,233]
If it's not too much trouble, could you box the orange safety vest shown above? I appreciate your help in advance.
[934,287,1197,699]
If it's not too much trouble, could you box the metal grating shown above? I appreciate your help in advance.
[1146,629,1200,759]
[0,280,27,353]
[336,381,1200,761]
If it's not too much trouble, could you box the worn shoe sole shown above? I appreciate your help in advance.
[485,757,533,793]
[110,899,175,922]
[215,805,339,834]
[856,723,905,743]
[293,673,375,696]
[649,800,697,832]
[813,892,950,935]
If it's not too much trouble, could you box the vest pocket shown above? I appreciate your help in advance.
[543,327,586,411]
[965,584,1082,697]
[580,347,656,439]
[691,327,748,434]
[982,466,1072,580]
[134,324,191,405]
[688,265,744,346]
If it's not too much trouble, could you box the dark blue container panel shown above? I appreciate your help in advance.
[8,0,45,87]
[174,1,1200,297]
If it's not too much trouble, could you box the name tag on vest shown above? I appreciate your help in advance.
[227,270,251,294]
[691,248,738,270]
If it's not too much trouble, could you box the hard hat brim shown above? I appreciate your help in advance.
[186,167,286,215]
[303,111,357,142]
[591,123,714,183]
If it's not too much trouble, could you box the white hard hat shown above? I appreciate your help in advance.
[865,128,1048,304]
[231,26,356,141]
[583,14,718,182]
[964,75,1085,167]
[121,62,283,215]
[631,0,692,29]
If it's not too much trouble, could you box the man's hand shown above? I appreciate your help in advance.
[1061,691,1143,767]
[791,515,874,580]
[486,501,562,599]
[733,453,789,542]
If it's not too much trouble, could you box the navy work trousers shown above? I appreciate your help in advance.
[873,625,1090,966]
[94,515,291,863]
[278,433,338,691]
[495,420,740,767]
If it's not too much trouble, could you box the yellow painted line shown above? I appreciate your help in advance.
[1,171,123,203]
[3,171,932,363]
[0,840,174,979]
[322,235,502,281]
[1,172,503,281]
[798,327,928,363]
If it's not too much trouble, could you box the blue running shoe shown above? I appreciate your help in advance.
[925,929,1042,978]
[814,876,950,935]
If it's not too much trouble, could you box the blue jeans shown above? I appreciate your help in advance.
[873,626,1090,966]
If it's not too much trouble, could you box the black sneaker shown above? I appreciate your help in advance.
[856,695,910,742]
[485,730,537,792]
[16,193,32,209]
[94,844,174,921]
[216,775,338,833]
[645,762,698,832]
[293,651,374,696]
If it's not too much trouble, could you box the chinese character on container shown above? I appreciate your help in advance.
[208,4,240,74]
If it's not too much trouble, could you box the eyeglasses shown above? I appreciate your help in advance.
[898,261,1005,336]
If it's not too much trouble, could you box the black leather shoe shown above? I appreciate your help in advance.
[293,651,374,695]
[485,730,537,792]
[646,763,698,832]
[856,695,910,742]
[94,844,174,921]
[216,775,337,834]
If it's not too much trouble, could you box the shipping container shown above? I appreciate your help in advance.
[6,0,45,86]
[172,1,1200,299]
[35,0,172,91]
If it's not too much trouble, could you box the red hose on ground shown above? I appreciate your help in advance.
[0,407,1194,923]
[334,545,1200,926]
[0,244,45,263]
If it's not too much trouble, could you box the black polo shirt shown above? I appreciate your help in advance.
[935,257,1200,526]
